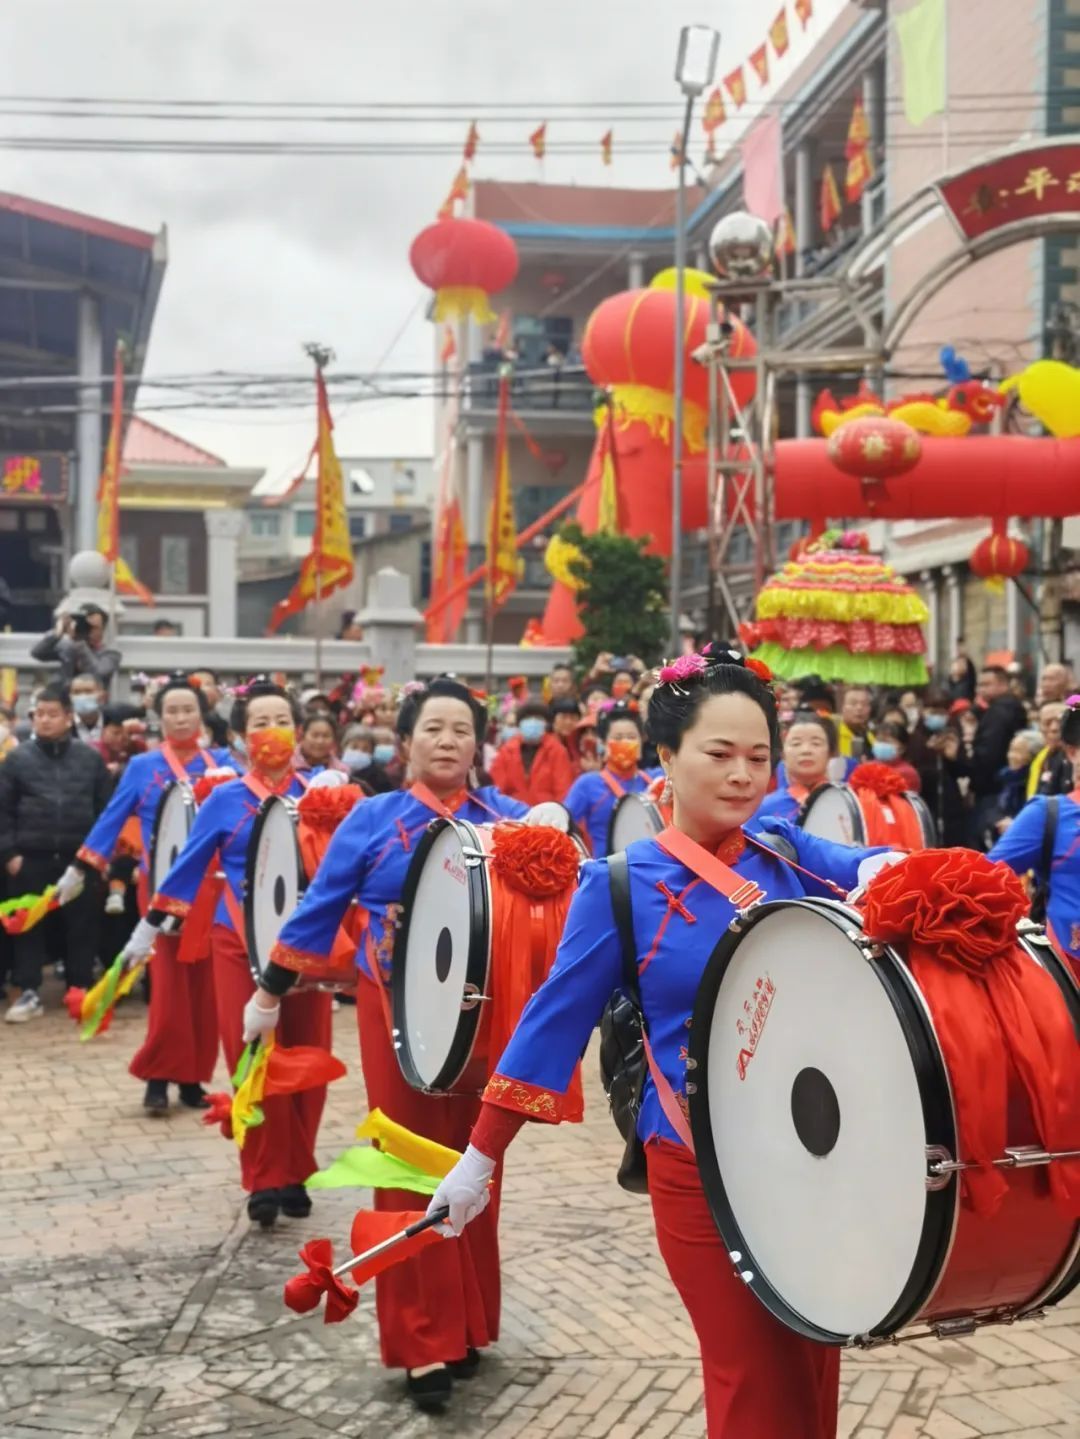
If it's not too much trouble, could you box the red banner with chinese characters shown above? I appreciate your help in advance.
[937,142,1080,241]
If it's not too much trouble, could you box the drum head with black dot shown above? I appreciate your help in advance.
[688,899,954,1342]
[392,818,490,1092]
[150,782,195,895]
[245,797,304,984]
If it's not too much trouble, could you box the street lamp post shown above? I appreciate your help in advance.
[671,24,720,656]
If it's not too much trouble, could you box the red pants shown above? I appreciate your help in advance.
[211,923,332,1193]
[647,1140,839,1439]
[129,933,218,1085]
[356,973,502,1370]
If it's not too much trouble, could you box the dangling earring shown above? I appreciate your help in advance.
[468,764,479,790]
[660,773,673,808]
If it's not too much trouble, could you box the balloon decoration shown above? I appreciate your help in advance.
[812,380,1005,438]
[999,360,1080,438]
[969,518,1031,591]
[740,530,929,687]
[539,270,756,644]
[408,217,519,324]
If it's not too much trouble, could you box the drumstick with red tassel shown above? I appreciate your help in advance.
[284,1208,450,1324]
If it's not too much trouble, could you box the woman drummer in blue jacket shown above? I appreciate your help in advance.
[244,677,527,1413]
[67,673,234,1115]
[564,698,654,857]
[989,694,1080,981]
[426,650,890,1439]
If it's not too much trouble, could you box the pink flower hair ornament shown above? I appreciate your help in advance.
[1066,694,1080,709]
[657,653,709,686]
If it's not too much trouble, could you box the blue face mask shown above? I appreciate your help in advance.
[519,717,547,744]
[872,741,899,763]
[73,695,99,716]
[344,748,372,771]
[499,726,519,745]
[373,743,396,766]
[923,714,947,733]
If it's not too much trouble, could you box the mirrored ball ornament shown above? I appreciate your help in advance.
[708,211,775,283]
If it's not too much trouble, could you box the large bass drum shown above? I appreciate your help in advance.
[608,792,665,853]
[797,783,867,846]
[149,781,196,898]
[688,898,1080,1346]
[244,795,305,988]
[392,817,577,1094]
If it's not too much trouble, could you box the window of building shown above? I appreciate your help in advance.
[388,512,414,535]
[295,510,316,538]
[160,535,191,594]
[248,511,281,538]
[348,514,367,540]
[119,534,139,574]
[515,483,573,531]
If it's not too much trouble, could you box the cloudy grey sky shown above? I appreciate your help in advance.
[4,0,845,487]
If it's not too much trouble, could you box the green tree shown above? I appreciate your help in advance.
[561,523,669,673]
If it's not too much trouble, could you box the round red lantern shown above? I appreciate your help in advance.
[826,416,922,480]
[409,218,519,324]
[582,282,756,413]
[969,518,1030,588]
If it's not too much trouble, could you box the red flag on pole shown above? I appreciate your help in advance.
[600,129,613,166]
[770,6,790,57]
[820,164,843,232]
[702,88,726,133]
[463,122,480,162]
[724,66,747,108]
[439,327,457,366]
[529,123,547,159]
[96,343,154,604]
[267,368,355,634]
[775,207,797,256]
[845,95,874,202]
[794,0,813,29]
[749,43,770,85]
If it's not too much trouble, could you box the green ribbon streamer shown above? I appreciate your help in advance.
[305,1145,441,1196]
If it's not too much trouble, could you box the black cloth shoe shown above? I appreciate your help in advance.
[177,1084,210,1110]
[406,1366,452,1412]
[247,1189,279,1229]
[143,1081,168,1116]
[279,1184,312,1219]
[448,1348,481,1380]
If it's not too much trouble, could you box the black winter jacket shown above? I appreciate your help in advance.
[0,735,111,862]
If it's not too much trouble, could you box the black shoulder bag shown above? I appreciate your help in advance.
[1029,795,1059,925]
[597,851,650,1194]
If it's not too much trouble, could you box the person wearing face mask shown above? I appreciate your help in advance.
[564,699,651,857]
[489,701,574,806]
[756,713,837,822]
[114,679,332,1226]
[906,691,965,845]
[245,677,528,1411]
[69,674,106,743]
[863,720,921,793]
[426,650,892,1438]
[898,690,923,731]
[66,674,235,1108]
[340,723,376,776]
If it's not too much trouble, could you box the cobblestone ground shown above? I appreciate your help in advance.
[1,980,1078,1438]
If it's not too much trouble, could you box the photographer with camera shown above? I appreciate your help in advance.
[32,604,121,692]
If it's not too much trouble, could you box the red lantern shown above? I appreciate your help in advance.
[970,518,1030,588]
[409,218,519,324]
[826,416,922,480]
[582,285,756,412]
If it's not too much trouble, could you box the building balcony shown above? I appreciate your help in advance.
[462,360,597,435]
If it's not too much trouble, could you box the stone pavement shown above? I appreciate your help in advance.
[0,980,1078,1439]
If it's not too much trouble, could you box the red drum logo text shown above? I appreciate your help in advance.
[735,974,776,1081]
[442,856,467,886]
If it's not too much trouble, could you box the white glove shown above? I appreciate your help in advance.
[426,1145,496,1236]
[856,851,907,889]
[203,765,238,781]
[307,768,348,790]
[55,864,85,906]
[242,990,280,1043]
[119,917,159,968]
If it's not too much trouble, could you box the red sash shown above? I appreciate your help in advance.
[242,770,297,804]
[159,741,201,785]
[599,766,641,801]
[655,826,766,909]
[409,781,503,822]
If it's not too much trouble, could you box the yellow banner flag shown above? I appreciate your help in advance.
[486,371,520,609]
[268,368,355,633]
[95,344,124,563]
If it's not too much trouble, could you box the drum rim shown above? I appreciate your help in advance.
[243,794,305,985]
[687,896,958,1344]
[148,780,195,895]
[391,815,491,1093]
[898,791,937,847]
[797,782,868,845]
[607,792,664,853]
[1013,927,1080,1312]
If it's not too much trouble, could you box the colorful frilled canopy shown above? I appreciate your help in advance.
[741,530,929,686]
